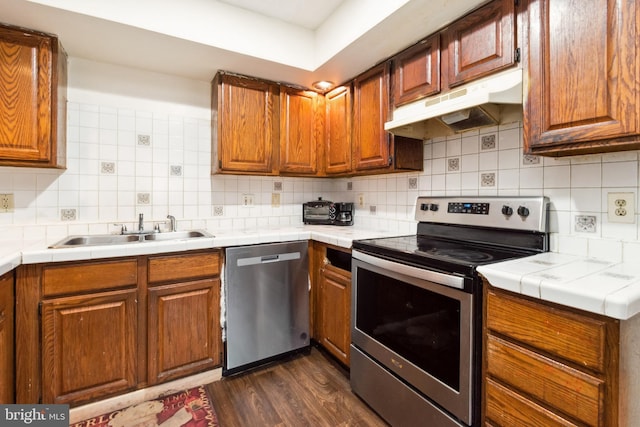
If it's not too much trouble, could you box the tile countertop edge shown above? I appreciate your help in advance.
[1,225,393,276]
[479,252,640,321]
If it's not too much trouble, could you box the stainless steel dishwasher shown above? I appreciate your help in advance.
[224,241,309,375]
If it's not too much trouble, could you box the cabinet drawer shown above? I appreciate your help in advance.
[487,334,603,426]
[486,378,579,427]
[148,251,220,284]
[42,259,137,297]
[486,289,610,373]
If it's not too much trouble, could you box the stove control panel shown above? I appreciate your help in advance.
[415,196,549,232]
[447,202,489,214]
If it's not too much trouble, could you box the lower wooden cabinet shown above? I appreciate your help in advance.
[16,249,222,406]
[41,289,138,404]
[0,270,15,403]
[484,286,619,426]
[312,242,351,366]
[148,278,221,384]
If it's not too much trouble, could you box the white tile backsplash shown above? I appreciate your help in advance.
[1,58,640,263]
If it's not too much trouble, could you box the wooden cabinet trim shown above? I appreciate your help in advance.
[148,251,220,285]
[487,334,603,425]
[42,259,137,297]
[0,271,15,403]
[486,288,610,373]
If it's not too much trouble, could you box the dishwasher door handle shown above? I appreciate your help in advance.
[236,251,301,267]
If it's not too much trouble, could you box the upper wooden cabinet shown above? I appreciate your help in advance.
[392,34,441,107]
[353,62,392,172]
[444,0,516,87]
[279,86,323,175]
[212,72,280,175]
[354,62,424,174]
[324,85,352,175]
[524,0,639,156]
[0,24,67,168]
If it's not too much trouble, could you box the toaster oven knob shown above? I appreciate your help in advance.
[429,203,439,211]
[501,205,513,216]
[517,206,530,217]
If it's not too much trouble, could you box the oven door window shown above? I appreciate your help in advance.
[356,268,461,391]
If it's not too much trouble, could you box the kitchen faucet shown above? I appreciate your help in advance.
[167,215,176,232]
[138,213,144,232]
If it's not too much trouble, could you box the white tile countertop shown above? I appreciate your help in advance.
[478,252,640,320]
[0,225,397,277]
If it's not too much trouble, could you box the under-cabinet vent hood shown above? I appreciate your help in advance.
[385,68,523,139]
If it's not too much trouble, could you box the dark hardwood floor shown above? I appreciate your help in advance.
[207,347,388,426]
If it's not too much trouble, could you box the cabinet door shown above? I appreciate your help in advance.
[324,85,352,175]
[213,73,279,174]
[525,0,639,155]
[279,87,321,175]
[0,24,66,168]
[445,0,515,87]
[353,62,391,171]
[318,264,351,366]
[148,278,221,384]
[393,34,441,106]
[0,271,14,403]
[41,289,137,405]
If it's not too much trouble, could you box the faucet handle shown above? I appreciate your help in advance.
[113,223,127,234]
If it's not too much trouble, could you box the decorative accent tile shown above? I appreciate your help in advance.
[137,134,151,146]
[369,205,377,215]
[522,154,541,165]
[481,134,496,150]
[481,172,496,187]
[575,215,597,233]
[170,165,183,176]
[213,205,224,216]
[447,158,460,172]
[273,181,282,191]
[408,177,418,190]
[61,209,77,221]
[347,181,353,191]
[101,162,116,174]
[137,193,151,205]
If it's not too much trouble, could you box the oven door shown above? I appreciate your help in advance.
[351,250,473,425]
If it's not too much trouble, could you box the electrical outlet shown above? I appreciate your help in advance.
[357,193,365,207]
[271,193,280,207]
[242,194,254,206]
[607,192,635,224]
[0,194,14,213]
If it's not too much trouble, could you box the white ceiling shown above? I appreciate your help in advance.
[0,0,487,88]
[218,0,346,30]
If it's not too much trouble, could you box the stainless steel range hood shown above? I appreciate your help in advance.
[385,68,523,139]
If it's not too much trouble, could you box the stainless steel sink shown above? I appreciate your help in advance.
[143,230,213,241]
[49,234,143,248]
[49,230,213,248]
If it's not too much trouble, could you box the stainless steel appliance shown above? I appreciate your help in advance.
[224,241,310,375]
[351,196,549,427]
[303,198,354,226]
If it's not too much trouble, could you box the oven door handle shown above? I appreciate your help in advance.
[352,250,465,290]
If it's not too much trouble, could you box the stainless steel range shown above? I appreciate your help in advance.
[350,196,549,427]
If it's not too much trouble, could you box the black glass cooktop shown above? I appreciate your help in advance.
[353,234,536,278]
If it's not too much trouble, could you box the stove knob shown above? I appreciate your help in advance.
[429,203,439,212]
[501,205,513,216]
[517,206,530,217]
[420,203,430,211]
